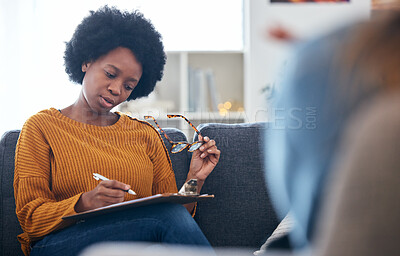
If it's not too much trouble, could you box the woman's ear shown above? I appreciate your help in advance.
[81,62,91,72]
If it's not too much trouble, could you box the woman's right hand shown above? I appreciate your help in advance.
[75,180,131,212]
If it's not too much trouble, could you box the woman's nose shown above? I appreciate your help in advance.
[108,82,122,96]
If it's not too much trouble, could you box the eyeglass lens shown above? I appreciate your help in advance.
[171,144,188,153]
[188,141,203,152]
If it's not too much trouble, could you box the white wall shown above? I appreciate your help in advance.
[244,0,371,122]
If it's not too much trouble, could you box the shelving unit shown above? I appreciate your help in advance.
[120,51,246,140]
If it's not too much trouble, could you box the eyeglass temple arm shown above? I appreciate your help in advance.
[166,114,203,137]
[144,116,174,144]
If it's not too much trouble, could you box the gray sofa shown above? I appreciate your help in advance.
[0,122,280,256]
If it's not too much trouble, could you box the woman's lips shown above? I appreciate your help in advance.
[100,96,114,108]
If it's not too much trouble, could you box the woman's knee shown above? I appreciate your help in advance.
[156,203,191,218]
[150,204,209,245]
[150,204,195,226]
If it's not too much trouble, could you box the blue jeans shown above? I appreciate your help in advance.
[30,203,211,256]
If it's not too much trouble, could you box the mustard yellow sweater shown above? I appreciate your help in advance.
[14,108,178,255]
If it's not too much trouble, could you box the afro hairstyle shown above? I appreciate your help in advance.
[64,6,166,101]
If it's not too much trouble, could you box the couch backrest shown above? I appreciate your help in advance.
[0,130,23,256]
[193,123,279,248]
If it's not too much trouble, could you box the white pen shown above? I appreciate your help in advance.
[93,173,136,195]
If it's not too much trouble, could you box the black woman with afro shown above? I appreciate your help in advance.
[13,6,220,256]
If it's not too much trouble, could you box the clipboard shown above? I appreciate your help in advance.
[62,193,214,221]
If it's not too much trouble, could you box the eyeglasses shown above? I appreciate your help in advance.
[144,115,204,153]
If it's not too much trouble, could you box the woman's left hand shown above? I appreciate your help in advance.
[188,135,221,183]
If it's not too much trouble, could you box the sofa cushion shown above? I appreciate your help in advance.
[0,130,24,256]
[192,123,279,248]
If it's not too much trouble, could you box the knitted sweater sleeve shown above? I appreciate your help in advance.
[13,117,81,241]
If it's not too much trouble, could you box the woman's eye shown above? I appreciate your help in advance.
[105,71,115,78]
[125,84,134,91]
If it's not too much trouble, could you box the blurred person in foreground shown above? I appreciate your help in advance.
[265,7,400,254]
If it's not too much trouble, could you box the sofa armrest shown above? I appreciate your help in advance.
[1,130,24,256]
